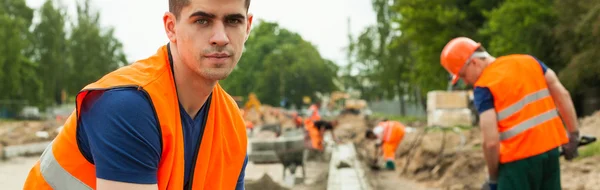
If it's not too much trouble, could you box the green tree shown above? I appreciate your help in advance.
[479,0,560,69]
[554,0,600,99]
[221,21,338,107]
[68,0,128,95]
[32,0,69,107]
[0,0,41,113]
[391,0,504,94]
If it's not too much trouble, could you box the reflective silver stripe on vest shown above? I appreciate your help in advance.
[499,109,559,141]
[39,141,93,190]
[497,89,551,120]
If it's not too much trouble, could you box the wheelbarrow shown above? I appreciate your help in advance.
[247,123,283,163]
[273,128,308,183]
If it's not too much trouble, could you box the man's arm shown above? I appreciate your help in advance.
[472,87,499,181]
[79,89,161,190]
[545,69,579,132]
[97,179,157,190]
[480,109,500,181]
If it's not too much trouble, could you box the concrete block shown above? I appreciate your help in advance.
[427,109,473,127]
[427,91,469,111]
[2,141,50,159]
[327,143,371,190]
[248,150,279,163]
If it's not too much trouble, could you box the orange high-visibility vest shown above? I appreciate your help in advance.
[379,121,405,160]
[381,121,405,144]
[23,45,247,189]
[304,104,323,150]
[475,54,568,163]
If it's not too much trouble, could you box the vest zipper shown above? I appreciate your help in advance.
[185,95,212,189]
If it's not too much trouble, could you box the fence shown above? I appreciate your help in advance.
[368,99,425,117]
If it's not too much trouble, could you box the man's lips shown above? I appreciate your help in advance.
[204,53,231,58]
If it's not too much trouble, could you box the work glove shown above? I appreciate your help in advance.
[562,130,580,161]
[481,179,497,190]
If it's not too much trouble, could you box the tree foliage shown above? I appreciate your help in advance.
[221,21,338,107]
[0,0,127,114]
[346,0,600,115]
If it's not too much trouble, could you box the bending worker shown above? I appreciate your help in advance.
[24,0,254,189]
[440,37,580,190]
[365,119,406,170]
[304,102,324,150]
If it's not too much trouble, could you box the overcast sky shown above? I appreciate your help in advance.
[25,0,377,66]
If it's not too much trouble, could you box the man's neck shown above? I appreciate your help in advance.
[169,43,216,118]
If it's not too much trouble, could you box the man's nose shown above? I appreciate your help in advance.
[210,23,229,46]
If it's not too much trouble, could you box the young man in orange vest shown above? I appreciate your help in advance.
[440,37,580,190]
[23,0,253,189]
[365,119,406,170]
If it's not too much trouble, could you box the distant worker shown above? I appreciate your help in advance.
[291,111,304,128]
[304,102,325,150]
[440,37,580,190]
[365,119,406,170]
[23,0,254,189]
[240,109,255,135]
[314,120,340,143]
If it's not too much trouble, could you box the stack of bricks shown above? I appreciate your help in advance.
[427,90,473,127]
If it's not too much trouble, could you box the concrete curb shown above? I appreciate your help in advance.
[327,143,371,190]
[1,141,50,160]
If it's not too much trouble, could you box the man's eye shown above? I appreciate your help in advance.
[227,19,241,24]
[195,19,208,24]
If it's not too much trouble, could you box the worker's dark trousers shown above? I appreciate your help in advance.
[497,147,561,190]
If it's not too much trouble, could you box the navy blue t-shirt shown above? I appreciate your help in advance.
[473,56,549,114]
[77,88,247,188]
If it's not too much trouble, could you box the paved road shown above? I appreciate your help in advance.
[0,156,38,190]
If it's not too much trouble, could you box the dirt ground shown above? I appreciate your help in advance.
[0,120,60,146]
[244,160,329,190]
[561,111,600,190]
[362,111,600,190]
[335,113,439,190]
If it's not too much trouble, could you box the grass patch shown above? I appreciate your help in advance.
[578,141,600,159]
[0,118,17,122]
[371,112,426,124]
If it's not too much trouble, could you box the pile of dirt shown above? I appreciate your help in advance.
[244,106,297,131]
[0,120,62,146]
[334,113,369,143]
[245,174,290,190]
[336,109,600,190]
[355,125,486,190]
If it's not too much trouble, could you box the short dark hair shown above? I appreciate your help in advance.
[169,0,251,19]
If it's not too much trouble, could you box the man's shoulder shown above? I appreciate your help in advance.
[81,88,155,116]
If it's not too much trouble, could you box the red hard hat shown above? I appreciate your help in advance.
[440,37,481,85]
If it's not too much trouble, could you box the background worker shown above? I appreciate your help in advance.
[365,119,406,170]
[314,120,341,143]
[440,37,580,190]
[304,102,324,151]
[23,0,254,189]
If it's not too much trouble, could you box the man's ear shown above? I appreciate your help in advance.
[245,13,254,41]
[164,12,177,43]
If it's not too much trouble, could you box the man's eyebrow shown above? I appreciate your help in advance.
[225,13,245,20]
[189,11,216,19]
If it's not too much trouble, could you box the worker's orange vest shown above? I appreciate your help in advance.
[304,104,322,150]
[23,45,247,189]
[381,121,405,143]
[475,54,568,163]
